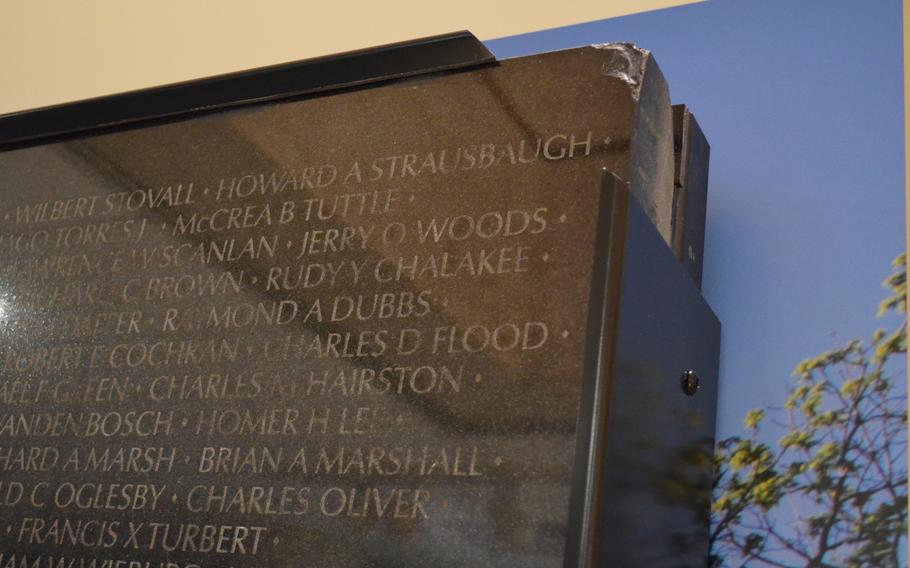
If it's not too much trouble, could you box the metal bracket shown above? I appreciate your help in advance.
[567,170,721,567]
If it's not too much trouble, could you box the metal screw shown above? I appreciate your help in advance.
[681,370,700,396]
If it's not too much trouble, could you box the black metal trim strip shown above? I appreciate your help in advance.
[564,170,630,568]
[0,30,495,147]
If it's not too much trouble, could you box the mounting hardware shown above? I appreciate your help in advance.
[681,370,700,396]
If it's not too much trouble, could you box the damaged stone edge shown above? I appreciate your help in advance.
[592,43,649,98]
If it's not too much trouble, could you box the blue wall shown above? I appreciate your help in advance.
[487,0,905,438]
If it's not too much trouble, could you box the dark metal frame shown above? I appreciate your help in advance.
[0,31,495,148]
[567,171,720,567]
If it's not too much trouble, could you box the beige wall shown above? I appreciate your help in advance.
[0,0,699,115]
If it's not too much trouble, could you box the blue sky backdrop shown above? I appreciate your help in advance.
[487,0,905,439]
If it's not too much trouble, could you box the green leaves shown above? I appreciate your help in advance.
[793,341,862,380]
[744,409,764,430]
[779,429,812,450]
[840,378,863,399]
[711,254,908,567]
[877,253,906,317]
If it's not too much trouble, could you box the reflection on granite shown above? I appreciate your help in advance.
[0,45,713,567]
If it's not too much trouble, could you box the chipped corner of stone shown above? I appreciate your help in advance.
[590,43,651,98]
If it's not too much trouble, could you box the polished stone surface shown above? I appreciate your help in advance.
[0,45,678,567]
